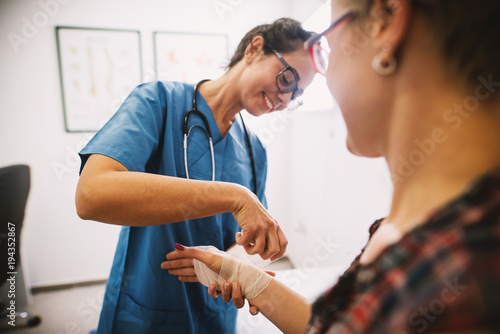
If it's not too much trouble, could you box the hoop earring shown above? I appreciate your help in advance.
[372,54,397,76]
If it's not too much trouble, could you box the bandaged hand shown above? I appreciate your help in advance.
[164,244,273,301]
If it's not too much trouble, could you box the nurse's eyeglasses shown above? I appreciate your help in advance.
[269,46,304,110]
[304,11,355,75]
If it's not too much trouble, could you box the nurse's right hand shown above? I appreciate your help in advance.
[231,188,287,261]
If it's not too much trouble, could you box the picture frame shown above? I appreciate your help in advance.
[153,31,229,84]
[56,26,142,132]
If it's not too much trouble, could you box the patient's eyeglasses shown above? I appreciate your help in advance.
[304,11,355,75]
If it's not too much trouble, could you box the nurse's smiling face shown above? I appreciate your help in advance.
[238,36,315,117]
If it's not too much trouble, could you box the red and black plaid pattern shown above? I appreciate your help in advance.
[306,167,500,333]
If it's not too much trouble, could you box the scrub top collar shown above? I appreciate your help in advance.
[192,86,223,144]
[193,85,247,146]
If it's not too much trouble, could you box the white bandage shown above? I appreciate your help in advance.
[193,246,273,300]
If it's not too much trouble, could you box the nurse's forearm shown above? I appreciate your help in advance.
[249,279,311,334]
[76,154,251,226]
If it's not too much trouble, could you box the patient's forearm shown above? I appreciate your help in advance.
[168,245,310,332]
[250,279,311,334]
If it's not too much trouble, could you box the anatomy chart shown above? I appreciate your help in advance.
[56,27,142,132]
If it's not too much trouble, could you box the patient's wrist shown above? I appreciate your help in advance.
[193,246,273,300]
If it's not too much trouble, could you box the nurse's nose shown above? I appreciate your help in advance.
[276,91,293,110]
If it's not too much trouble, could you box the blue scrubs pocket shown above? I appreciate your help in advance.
[186,149,215,181]
[114,294,188,333]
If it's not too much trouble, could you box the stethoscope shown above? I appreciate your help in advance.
[182,79,258,195]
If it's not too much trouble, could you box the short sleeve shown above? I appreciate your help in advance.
[79,82,168,173]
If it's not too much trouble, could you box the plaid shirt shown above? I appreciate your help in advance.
[306,167,500,334]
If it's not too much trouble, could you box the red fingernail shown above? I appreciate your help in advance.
[174,243,185,251]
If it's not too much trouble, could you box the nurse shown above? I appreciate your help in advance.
[76,18,316,334]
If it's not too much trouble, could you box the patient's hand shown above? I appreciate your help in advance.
[162,242,237,282]
[162,246,249,311]
[208,272,276,316]
[161,252,198,282]
[161,244,274,315]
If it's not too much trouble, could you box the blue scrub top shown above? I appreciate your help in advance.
[79,81,268,334]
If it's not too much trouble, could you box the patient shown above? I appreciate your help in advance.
[162,0,500,332]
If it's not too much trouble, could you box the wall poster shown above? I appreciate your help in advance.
[56,26,142,132]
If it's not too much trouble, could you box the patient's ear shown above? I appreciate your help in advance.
[370,0,411,60]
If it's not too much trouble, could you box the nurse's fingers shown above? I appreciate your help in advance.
[235,232,243,244]
[259,224,280,260]
[264,271,276,277]
[236,229,255,249]
[237,232,254,254]
[244,231,266,256]
[271,225,288,261]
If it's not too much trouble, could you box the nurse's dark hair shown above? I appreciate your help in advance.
[344,0,500,95]
[227,18,315,69]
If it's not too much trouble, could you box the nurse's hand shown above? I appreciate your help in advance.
[232,188,288,261]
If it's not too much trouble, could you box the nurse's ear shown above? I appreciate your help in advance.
[243,35,266,65]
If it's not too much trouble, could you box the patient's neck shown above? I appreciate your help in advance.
[386,94,500,235]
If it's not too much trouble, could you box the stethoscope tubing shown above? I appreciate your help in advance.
[183,128,215,181]
[183,79,257,194]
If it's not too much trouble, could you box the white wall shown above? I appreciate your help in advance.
[0,0,392,289]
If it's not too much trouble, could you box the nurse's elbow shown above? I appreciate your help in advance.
[75,180,99,221]
[75,199,93,221]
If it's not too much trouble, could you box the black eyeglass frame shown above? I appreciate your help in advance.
[305,11,355,75]
[268,46,304,100]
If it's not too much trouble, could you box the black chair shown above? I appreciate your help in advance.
[0,164,41,328]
